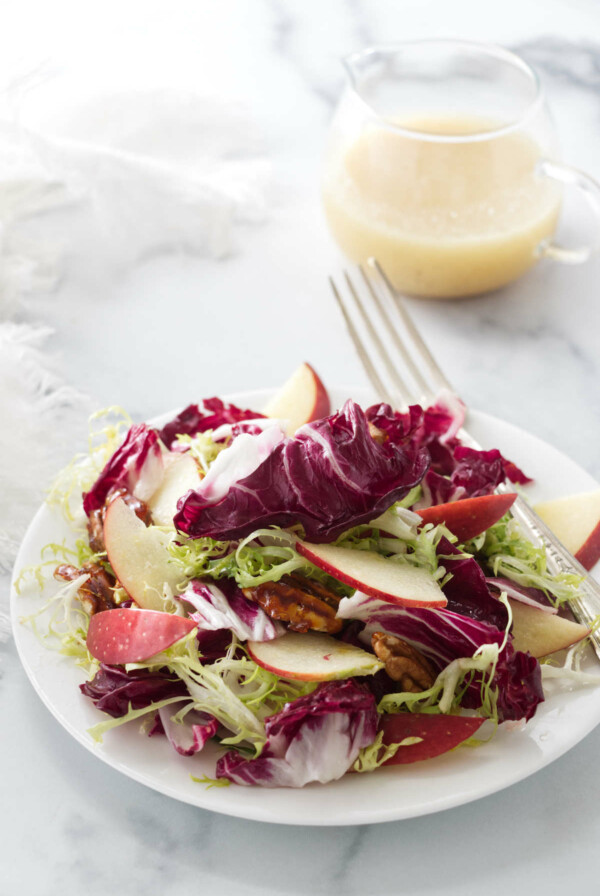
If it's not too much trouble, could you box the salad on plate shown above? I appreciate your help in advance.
[16,363,600,789]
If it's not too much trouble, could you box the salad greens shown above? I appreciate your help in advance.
[19,381,598,790]
[465,515,582,606]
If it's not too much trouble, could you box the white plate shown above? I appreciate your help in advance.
[10,388,600,826]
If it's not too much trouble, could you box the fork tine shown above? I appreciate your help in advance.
[331,265,441,410]
[329,276,395,406]
[368,258,454,395]
[358,265,435,403]
[343,268,414,406]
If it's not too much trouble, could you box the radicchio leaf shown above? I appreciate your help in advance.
[366,399,462,477]
[195,629,233,662]
[156,704,219,756]
[486,577,558,614]
[182,578,284,641]
[189,426,285,504]
[365,401,531,506]
[215,679,378,787]
[501,458,533,485]
[175,400,429,543]
[80,664,188,718]
[492,650,544,721]
[438,536,509,630]
[157,398,265,449]
[83,424,163,516]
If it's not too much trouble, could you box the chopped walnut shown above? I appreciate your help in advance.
[54,562,119,615]
[243,573,343,634]
[371,632,436,693]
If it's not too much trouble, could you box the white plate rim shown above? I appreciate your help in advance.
[10,387,600,826]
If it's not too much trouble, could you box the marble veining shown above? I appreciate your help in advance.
[516,36,600,90]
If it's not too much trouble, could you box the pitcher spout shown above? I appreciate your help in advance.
[342,47,379,92]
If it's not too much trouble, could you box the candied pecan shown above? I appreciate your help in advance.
[243,573,343,634]
[371,632,436,693]
[86,487,152,553]
[87,508,106,554]
[110,487,152,525]
[55,562,118,615]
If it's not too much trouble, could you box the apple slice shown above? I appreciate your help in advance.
[148,452,202,527]
[87,608,197,664]
[296,541,447,608]
[104,496,187,611]
[509,598,589,658]
[247,631,383,681]
[262,362,330,435]
[379,713,485,765]
[416,493,517,543]
[534,489,600,571]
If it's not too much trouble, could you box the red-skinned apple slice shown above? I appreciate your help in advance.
[295,541,447,608]
[104,496,187,611]
[247,631,383,681]
[508,598,590,657]
[416,493,517,543]
[148,452,202,527]
[534,489,600,571]
[87,608,197,664]
[379,713,485,765]
[262,362,330,435]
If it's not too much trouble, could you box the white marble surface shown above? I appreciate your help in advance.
[3,0,600,893]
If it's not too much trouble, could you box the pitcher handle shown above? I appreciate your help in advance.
[537,159,600,264]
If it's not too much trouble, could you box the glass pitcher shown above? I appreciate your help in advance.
[322,40,600,299]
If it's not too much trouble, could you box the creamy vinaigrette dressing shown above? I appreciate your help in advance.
[323,114,562,298]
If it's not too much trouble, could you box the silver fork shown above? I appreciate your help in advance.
[330,258,600,659]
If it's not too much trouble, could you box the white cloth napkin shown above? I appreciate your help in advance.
[0,66,270,312]
[0,322,91,572]
[33,92,267,258]
[0,65,270,642]
[0,322,92,646]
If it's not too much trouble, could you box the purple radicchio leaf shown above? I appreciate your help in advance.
[157,398,265,450]
[215,679,378,787]
[83,424,163,516]
[419,447,508,507]
[450,446,532,494]
[364,402,424,445]
[501,458,533,485]
[492,650,544,721]
[182,578,285,641]
[155,703,219,756]
[195,629,234,662]
[79,664,188,718]
[365,401,531,506]
[486,577,558,614]
[366,398,463,477]
[174,400,430,543]
[438,536,509,630]
[186,426,285,505]
[450,446,508,495]
[337,594,543,722]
